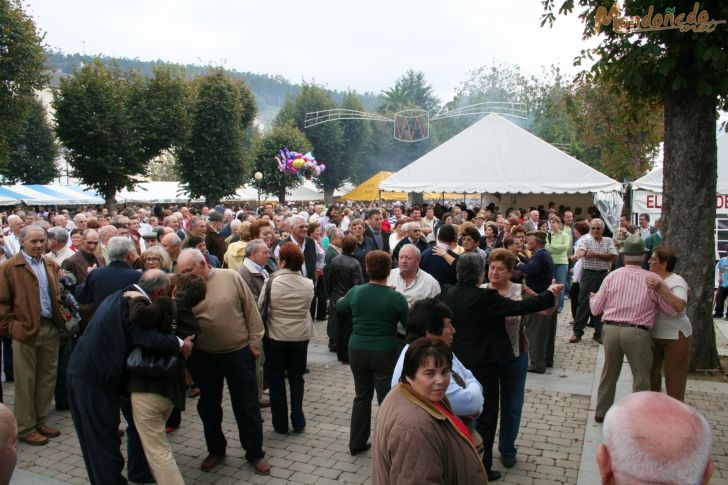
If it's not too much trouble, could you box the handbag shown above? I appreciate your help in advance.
[259,274,277,335]
[126,300,179,379]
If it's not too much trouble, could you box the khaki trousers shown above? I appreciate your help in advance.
[13,320,60,437]
[596,324,654,418]
[131,392,184,485]
[650,333,692,402]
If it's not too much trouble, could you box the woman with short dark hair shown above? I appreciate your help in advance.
[336,250,408,455]
[260,242,314,434]
[372,338,487,484]
[648,245,692,401]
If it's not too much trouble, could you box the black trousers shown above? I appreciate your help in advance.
[188,346,264,461]
[54,336,73,409]
[570,282,580,321]
[348,348,397,451]
[714,286,728,316]
[67,375,153,485]
[574,270,608,337]
[1,335,12,380]
[337,312,353,363]
[327,304,338,352]
[264,339,308,433]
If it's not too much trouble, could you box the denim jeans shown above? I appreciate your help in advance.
[264,339,309,433]
[497,353,529,460]
[553,264,568,312]
[473,352,528,469]
[188,346,264,462]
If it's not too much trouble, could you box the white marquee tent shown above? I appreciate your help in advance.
[632,134,728,216]
[379,114,624,229]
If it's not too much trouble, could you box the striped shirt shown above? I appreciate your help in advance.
[576,235,617,271]
[589,265,677,327]
[21,250,53,319]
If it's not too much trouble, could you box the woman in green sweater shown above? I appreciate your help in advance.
[545,217,570,313]
[336,250,408,456]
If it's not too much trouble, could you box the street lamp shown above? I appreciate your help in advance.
[254,171,263,213]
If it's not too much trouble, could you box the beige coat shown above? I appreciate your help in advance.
[372,384,488,485]
[259,269,314,342]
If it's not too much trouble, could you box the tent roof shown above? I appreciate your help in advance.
[116,182,203,204]
[340,172,407,201]
[379,113,622,194]
[0,184,104,206]
[633,134,728,193]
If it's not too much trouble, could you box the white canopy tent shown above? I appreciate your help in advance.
[116,182,203,204]
[0,184,104,206]
[632,134,728,216]
[379,114,624,229]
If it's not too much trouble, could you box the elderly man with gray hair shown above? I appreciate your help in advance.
[46,226,74,265]
[597,391,713,485]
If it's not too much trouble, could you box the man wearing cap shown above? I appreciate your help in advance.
[205,212,227,265]
[45,227,74,266]
[589,235,677,421]
[516,231,555,373]
[141,232,158,248]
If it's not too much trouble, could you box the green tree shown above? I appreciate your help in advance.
[146,150,178,181]
[251,124,312,203]
[176,68,257,205]
[543,0,728,369]
[0,0,48,165]
[2,96,59,184]
[274,85,345,203]
[53,58,187,206]
[340,93,373,184]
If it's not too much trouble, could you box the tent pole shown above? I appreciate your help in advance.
[442,192,444,204]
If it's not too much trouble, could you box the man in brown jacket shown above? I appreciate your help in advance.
[0,225,66,446]
[62,228,106,284]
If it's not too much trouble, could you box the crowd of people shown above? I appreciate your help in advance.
[0,199,714,484]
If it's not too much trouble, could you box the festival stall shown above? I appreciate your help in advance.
[0,184,104,206]
[379,113,624,229]
[632,134,728,255]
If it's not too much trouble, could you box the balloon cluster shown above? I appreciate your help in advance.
[275,148,326,180]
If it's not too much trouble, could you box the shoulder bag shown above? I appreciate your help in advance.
[126,299,179,379]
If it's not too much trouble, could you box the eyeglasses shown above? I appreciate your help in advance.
[85,241,99,245]
[297,225,307,229]
[145,257,162,263]
[590,227,603,231]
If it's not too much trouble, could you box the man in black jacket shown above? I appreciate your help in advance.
[363,209,390,253]
[67,270,193,485]
[391,222,429,266]
[276,215,317,283]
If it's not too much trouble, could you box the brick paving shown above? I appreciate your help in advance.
[4,308,728,484]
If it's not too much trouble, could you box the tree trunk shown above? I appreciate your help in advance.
[277,188,286,205]
[104,189,117,213]
[662,92,720,371]
[323,187,334,205]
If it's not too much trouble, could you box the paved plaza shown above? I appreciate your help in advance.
[6,311,728,485]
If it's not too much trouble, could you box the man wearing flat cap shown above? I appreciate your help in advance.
[516,231,555,373]
[205,211,227,265]
[589,235,678,422]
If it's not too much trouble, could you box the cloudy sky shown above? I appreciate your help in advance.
[27,0,594,100]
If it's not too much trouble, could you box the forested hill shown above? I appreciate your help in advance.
[45,51,383,126]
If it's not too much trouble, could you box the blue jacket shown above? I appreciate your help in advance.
[75,261,142,308]
[516,248,554,293]
[68,288,179,393]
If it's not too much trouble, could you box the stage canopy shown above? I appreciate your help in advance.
[0,184,104,206]
[632,134,728,215]
[379,113,623,228]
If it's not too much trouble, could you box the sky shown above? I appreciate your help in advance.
[26,0,594,101]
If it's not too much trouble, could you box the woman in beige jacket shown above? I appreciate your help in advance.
[258,242,314,434]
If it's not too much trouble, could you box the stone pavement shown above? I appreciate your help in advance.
[4,309,728,484]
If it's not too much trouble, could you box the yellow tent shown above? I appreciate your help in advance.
[340,172,407,201]
[340,171,473,202]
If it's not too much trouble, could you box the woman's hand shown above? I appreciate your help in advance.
[547,279,564,297]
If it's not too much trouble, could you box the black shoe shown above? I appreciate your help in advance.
[487,469,502,481]
[55,403,70,411]
[593,335,603,344]
[303,368,310,374]
[713,314,722,318]
[501,455,517,468]
[350,443,371,455]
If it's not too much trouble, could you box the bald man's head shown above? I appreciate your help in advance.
[0,403,17,485]
[598,391,713,485]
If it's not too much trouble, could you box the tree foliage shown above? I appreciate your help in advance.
[251,124,312,203]
[543,0,728,369]
[2,95,58,184]
[176,68,256,205]
[53,58,187,205]
[274,85,345,202]
[0,0,48,165]
[146,150,178,181]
